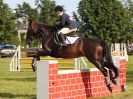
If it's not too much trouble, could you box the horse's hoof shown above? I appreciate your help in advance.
[107,84,113,93]
[32,65,36,72]
[112,79,117,85]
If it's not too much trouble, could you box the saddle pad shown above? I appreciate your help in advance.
[65,36,79,44]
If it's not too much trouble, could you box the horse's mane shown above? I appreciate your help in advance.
[34,21,56,35]
[35,22,52,29]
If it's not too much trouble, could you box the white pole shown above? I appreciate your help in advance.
[74,58,78,70]
[81,57,88,69]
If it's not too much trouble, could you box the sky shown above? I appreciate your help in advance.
[4,0,80,17]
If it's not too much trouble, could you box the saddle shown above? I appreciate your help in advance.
[54,31,79,46]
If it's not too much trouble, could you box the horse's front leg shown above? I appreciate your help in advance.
[31,50,48,72]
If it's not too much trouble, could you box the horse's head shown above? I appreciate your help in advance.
[26,20,37,44]
[26,20,50,44]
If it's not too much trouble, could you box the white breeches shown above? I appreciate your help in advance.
[58,28,77,34]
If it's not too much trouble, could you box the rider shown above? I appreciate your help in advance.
[55,5,77,46]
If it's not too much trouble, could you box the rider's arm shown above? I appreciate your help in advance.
[60,14,66,27]
[60,13,70,28]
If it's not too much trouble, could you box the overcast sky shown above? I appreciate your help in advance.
[4,0,80,17]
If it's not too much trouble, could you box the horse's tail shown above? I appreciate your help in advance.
[101,42,114,64]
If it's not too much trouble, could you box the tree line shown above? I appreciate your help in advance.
[0,0,133,46]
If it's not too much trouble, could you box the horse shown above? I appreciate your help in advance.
[26,20,120,92]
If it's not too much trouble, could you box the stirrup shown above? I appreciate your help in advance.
[61,43,67,47]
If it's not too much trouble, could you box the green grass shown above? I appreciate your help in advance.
[0,58,36,99]
[0,56,133,99]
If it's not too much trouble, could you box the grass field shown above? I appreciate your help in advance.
[0,56,133,99]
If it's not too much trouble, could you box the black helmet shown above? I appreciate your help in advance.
[55,5,63,12]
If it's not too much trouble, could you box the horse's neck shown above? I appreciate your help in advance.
[41,34,54,48]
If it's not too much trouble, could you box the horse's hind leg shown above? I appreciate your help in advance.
[88,58,112,92]
[109,69,118,85]
[105,55,120,79]
[111,64,120,79]
[105,61,120,84]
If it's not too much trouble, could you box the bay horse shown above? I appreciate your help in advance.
[26,20,119,92]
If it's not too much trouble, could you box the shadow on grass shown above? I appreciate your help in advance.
[0,93,36,99]
[126,70,133,83]
[1,77,36,82]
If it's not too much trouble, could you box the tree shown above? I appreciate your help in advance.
[15,2,38,20]
[74,0,133,44]
[35,0,57,25]
[0,0,19,45]
[124,0,133,42]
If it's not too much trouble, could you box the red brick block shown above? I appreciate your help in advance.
[77,73,82,77]
[95,93,101,97]
[68,74,73,78]
[54,81,59,86]
[61,74,68,79]
[63,86,69,91]
[96,87,101,92]
[51,69,57,74]
[90,76,96,82]
[90,82,96,87]
[60,92,67,98]
[71,79,76,84]
[49,70,52,75]
[60,80,66,85]
[80,95,87,99]
[120,59,126,64]
[91,88,98,93]
[98,71,102,75]
[93,71,98,76]
[96,76,101,81]
[76,77,82,83]
[98,82,104,86]
[49,64,57,69]
[66,91,72,97]
[49,75,57,80]
[49,94,52,99]
[49,87,56,93]
[75,96,82,99]
[66,79,71,85]
[77,90,83,95]
[101,87,107,92]
[73,73,78,78]
[72,90,77,96]
[79,84,85,89]
[89,71,94,76]
[69,85,74,90]
[58,75,61,79]
[69,97,76,99]
[73,85,80,90]
[100,76,104,81]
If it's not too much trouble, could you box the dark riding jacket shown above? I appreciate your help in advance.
[59,13,77,29]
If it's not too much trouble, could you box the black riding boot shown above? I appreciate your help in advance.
[59,33,67,46]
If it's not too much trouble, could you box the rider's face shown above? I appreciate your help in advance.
[55,11,62,17]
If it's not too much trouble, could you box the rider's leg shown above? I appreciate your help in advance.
[58,28,70,46]
[58,28,77,46]
[58,33,67,45]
